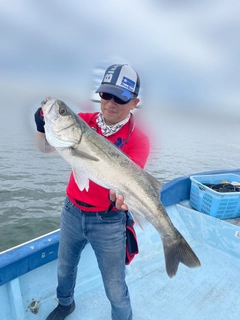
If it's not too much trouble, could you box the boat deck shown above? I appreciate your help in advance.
[2,201,240,320]
[71,242,239,320]
[46,203,240,320]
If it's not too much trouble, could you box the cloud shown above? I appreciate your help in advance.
[1,0,239,117]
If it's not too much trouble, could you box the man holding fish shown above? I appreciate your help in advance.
[34,64,150,320]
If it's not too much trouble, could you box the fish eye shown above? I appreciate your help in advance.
[59,107,66,115]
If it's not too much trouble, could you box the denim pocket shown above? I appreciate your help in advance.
[64,197,74,211]
[99,211,126,223]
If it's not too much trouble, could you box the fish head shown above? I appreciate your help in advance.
[41,97,82,149]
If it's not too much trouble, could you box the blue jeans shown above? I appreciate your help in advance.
[57,197,133,320]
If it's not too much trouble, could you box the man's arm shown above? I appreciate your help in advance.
[34,107,55,153]
[36,131,55,153]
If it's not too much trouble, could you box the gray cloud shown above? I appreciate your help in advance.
[1,0,239,119]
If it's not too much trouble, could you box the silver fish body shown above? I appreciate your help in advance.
[41,98,201,278]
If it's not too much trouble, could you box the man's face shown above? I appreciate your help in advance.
[100,95,140,125]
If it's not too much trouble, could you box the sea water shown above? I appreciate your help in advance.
[1,105,240,252]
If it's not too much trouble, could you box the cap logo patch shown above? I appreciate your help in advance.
[120,77,135,92]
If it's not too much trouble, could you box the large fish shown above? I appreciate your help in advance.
[41,97,201,278]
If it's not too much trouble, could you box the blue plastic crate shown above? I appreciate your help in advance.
[190,173,240,219]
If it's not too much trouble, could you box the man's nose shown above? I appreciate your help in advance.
[106,97,116,104]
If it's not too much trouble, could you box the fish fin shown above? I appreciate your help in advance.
[73,168,90,191]
[162,230,201,278]
[71,148,99,162]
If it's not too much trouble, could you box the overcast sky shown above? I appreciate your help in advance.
[1,0,240,126]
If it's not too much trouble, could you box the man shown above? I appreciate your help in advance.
[34,64,150,320]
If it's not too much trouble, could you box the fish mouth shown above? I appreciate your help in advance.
[41,97,57,116]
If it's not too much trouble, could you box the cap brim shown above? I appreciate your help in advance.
[95,84,132,102]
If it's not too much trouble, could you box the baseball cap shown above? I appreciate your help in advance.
[95,64,140,102]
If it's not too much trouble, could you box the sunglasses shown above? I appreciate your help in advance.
[99,92,135,105]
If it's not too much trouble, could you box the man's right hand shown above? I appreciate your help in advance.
[34,107,45,133]
[109,190,129,211]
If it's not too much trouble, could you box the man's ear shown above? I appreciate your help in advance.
[131,98,140,110]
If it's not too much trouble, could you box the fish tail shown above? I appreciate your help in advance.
[162,230,201,278]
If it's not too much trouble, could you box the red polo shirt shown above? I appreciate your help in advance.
[66,112,150,212]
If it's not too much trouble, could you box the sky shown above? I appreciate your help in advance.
[1,0,240,129]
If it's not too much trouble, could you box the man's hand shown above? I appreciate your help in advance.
[34,107,45,133]
[109,189,129,211]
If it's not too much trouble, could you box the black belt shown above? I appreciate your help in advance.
[74,199,117,217]
[74,199,96,208]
